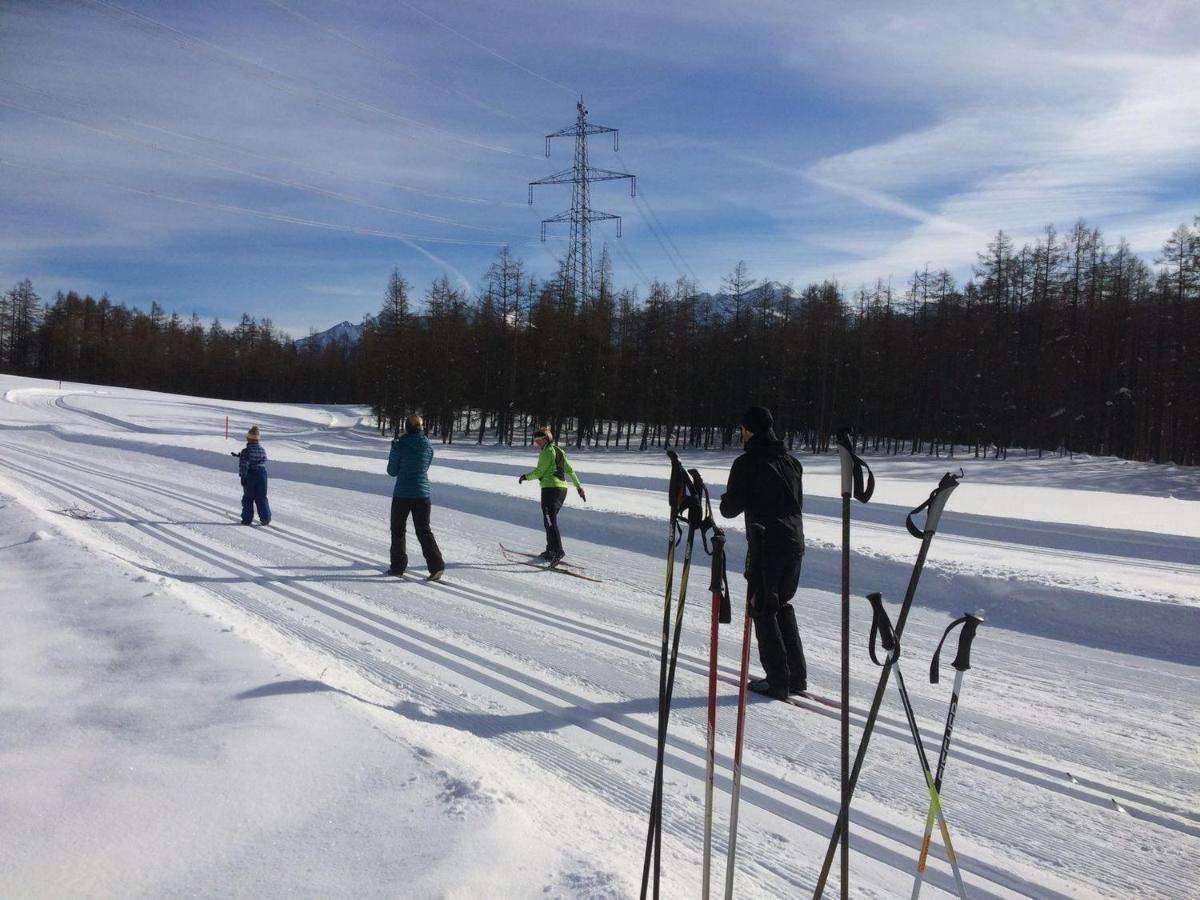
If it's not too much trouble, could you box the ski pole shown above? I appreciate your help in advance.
[912,612,983,900]
[835,427,875,899]
[642,452,703,900]
[699,472,731,900]
[653,495,700,897]
[813,470,962,899]
[724,522,764,900]
[640,452,688,899]
[865,592,969,898]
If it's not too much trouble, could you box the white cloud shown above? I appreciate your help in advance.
[2,0,1197,317]
[789,41,1200,285]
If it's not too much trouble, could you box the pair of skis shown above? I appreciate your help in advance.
[641,451,730,900]
[498,543,603,582]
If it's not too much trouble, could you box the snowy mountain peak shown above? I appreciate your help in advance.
[295,320,364,351]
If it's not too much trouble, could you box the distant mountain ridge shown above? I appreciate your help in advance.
[295,282,794,350]
[293,282,792,350]
[294,320,365,351]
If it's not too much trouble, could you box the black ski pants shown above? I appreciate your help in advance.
[749,551,807,693]
[540,487,567,555]
[390,496,444,575]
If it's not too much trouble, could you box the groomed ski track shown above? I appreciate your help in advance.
[1,379,1197,898]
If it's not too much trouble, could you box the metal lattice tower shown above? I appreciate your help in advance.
[529,98,635,305]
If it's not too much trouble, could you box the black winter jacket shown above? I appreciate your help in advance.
[719,432,805,556]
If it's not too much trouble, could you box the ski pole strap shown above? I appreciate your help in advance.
[836,427,875,504]
[666,450,686,519]
[689,467,726,568]
[666,450,694,519]
[905,469,963,539]
[866,591,899,666]
[930,612,984,683]
[689,467,711,533]
[666,451,701,547]
[708,529,732,624]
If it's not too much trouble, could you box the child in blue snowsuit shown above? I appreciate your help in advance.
[236,426,271,525]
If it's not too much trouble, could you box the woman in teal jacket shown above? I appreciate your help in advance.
[386,414,444,580]
[518,425,586,564]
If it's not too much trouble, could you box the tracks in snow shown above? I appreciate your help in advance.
[0,439,1194,898]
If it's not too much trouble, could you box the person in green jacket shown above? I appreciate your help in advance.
[517,425,586,564]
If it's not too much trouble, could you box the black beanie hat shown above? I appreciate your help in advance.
[741,406,773,435]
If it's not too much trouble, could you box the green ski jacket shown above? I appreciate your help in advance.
[524,443,582,490]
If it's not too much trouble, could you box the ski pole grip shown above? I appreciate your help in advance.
[906,469,961,538]
[951,612,984,672]
[686,468,706,526]
[837,428,854,496]
[929,611,984,682]
[925,469,962,533]
[866,591,897,666]
[708,528,725,568]
[836,427,875,503]
[666,450,695,517]
[666,450,682,511]
[709,529,732,624]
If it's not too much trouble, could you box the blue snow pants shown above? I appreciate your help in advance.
[241,468,271,525]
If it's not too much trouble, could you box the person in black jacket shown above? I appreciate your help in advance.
[719,406,807,701]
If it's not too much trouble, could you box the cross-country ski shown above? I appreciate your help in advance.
[499,542,603,582]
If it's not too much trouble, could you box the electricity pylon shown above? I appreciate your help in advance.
[529,98,635,305]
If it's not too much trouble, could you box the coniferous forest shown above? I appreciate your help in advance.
[3,219,1197,465]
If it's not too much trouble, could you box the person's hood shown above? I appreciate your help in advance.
[745,430,786,454]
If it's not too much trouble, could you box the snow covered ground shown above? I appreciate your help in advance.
[1,374,1196,899]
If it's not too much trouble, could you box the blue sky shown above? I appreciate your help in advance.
[2,0,1198,336]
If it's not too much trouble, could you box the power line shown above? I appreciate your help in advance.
[614,150,696,284]
[637,188,699,284]
[611,237,654,293]
[629,193,686,283]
